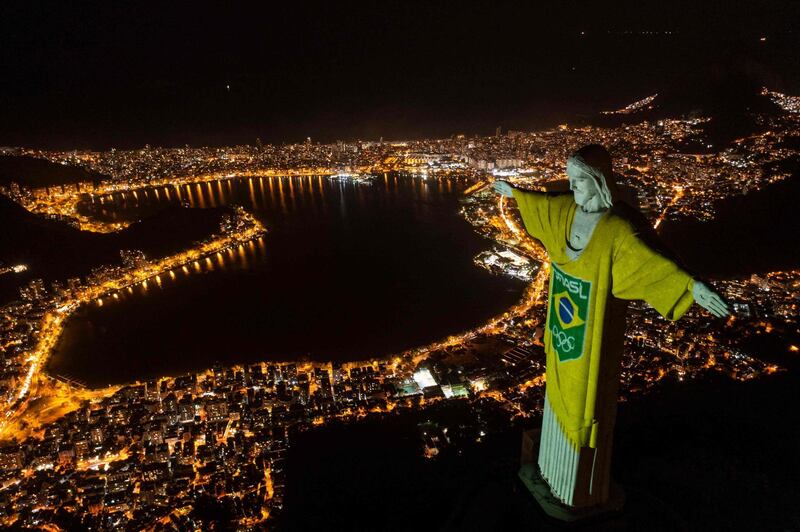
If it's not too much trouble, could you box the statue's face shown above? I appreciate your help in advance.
[567,168,600,210]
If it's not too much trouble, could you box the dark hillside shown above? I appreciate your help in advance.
[0,155,106,188]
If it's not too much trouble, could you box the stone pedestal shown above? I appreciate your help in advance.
[518,428,625,526]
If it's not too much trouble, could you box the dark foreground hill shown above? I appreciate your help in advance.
[0,155,107,188]
[282,371,800,531]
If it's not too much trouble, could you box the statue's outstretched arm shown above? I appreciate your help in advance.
[494,180,552,244]
[613,230,733,321]
[692,280,731,318]
[493,180,515,198]
[612,231,695,321]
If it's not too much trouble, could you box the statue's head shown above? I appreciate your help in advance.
[566,144,617,213]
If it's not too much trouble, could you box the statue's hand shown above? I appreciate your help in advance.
[692,280,731,318]
[493,180,515,198]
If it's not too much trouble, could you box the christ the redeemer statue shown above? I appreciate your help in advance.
[494,144,730,511]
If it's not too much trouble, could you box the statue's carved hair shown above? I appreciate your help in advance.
[572,144,620,201]
[572,144,689,269]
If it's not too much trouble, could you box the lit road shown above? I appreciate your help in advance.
[653,185,684,229]
[0,208,266,441]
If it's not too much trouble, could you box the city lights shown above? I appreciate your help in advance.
[0,87,797,529]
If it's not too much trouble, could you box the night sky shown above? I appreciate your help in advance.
[1,1,798,149]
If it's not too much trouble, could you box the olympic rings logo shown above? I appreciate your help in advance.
[552,325,576,353]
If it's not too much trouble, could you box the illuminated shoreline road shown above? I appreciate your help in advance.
[0,166,782,443]
[396,189,551,364]
[0,171,551,441]
[0,205,266,440]
[20,168,339,233]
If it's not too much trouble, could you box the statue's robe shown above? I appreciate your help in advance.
[512,188,695,506]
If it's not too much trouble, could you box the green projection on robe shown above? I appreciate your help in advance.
[549,263,591,362]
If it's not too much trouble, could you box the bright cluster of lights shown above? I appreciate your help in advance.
[601,93,658,115]
[412,368,437,388]
[761,87,800,114]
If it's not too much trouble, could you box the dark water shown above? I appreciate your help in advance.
[0,196,226,304]
[49,175,525,386]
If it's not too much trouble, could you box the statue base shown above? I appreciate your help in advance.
[518,428,625,526]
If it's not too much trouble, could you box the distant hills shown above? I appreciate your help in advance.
[587,64,788,149]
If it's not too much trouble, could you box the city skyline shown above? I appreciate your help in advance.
[1,89,798,527]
